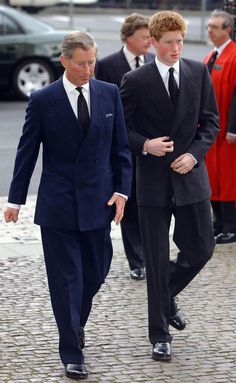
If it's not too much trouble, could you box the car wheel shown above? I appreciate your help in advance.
[13,59,54,100]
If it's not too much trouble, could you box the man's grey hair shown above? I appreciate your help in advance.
[61,31,97,59]
[211,9,235,32]
[120,13,150,43]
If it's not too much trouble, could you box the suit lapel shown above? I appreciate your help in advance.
[170,59,196,135]
[146,61,175,121]
[78,79,102,148]
[116,48,132,72]
[52,78,84,144]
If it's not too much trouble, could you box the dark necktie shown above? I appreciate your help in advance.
[135,56,140,68]
[168,67,178,107]
[207,50,218,73]
[76,87,90,134]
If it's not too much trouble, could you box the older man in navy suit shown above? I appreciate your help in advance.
[95,13,154,281]
[4,31,132,380]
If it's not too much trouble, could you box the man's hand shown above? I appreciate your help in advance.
[146,136,174,157]
[107,194,126,225]
[4,207,19,223]
[170,153,195,174]
[226,133,236,144]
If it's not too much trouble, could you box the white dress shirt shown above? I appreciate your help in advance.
[155,56,180,94]
[123,45,145,70]
[63,73,91,118]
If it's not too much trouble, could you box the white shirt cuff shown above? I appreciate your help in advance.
[186,153,197,165]
[7,202,21,210]
[114,192,128,201]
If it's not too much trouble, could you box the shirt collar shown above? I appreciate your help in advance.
[62,72,90,94]
[215,39,231,56]
[123,45,144,65]
[155,56,180,79]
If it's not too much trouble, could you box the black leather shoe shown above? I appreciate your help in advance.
[79,327,85,350]
[170,297,186,330]
[216,232,236,244]
[130,268,145,280]
[152,342,171,361]
[214,228,221,237]
[65,364,88,379]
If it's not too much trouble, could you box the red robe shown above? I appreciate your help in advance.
[204,41,236,202]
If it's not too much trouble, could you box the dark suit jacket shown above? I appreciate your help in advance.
[95,48,155,87]
[95,48,154,201]
[120,59,219,207]
[8,77,132,231]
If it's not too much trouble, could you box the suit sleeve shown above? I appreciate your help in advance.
[227,87,236,134]
[111,86,133,197]
[120,73,147,155]
[8,93,42,204]
[187,65,219,162]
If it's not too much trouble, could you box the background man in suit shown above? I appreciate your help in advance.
[95,13,154,281]
[120,11,219,361]
[4,31,132,380]
[204,10,236,244]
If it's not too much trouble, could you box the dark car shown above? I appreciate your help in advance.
[0,5,68,99]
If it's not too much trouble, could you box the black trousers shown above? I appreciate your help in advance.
[120,158,144,271]
[211,200,236,234]
[41,225,112,364]
[120,197,144,270]
[139,200,215,345]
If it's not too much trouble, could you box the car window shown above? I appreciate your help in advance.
[0,9,52,36]
[0,12,22,35]
[15,13,52,34]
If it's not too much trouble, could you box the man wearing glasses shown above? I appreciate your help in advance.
[205,10,236,244]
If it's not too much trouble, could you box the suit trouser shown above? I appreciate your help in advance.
[40,225,112,364]
[139,200,215,345]
[120,196,144,270]
[120,159,144,270]
[211,200,236,234]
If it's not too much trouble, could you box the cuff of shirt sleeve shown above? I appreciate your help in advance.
[114,192,128,201]
[186,153,197,165]
[7,202,21,210]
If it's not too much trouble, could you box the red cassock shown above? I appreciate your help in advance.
[204,41,236,202]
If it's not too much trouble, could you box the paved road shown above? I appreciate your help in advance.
[1,195,236,382]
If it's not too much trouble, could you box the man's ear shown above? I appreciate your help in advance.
[151,36,158,48]
[60,55,67,70]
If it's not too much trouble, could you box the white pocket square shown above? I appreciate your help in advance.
[105,113,113,118]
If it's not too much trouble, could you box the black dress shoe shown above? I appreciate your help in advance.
[214,228,221,237]
[152,342,171,361]
[79,327,85,350]
[172,252,190,268]
[130,268,145,280]
[170,297,186,330]
[65,364,88,379]
[216,232,236,244]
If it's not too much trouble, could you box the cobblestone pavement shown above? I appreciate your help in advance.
[1,195,236,383]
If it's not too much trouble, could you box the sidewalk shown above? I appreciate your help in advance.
[0,195,236,382]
